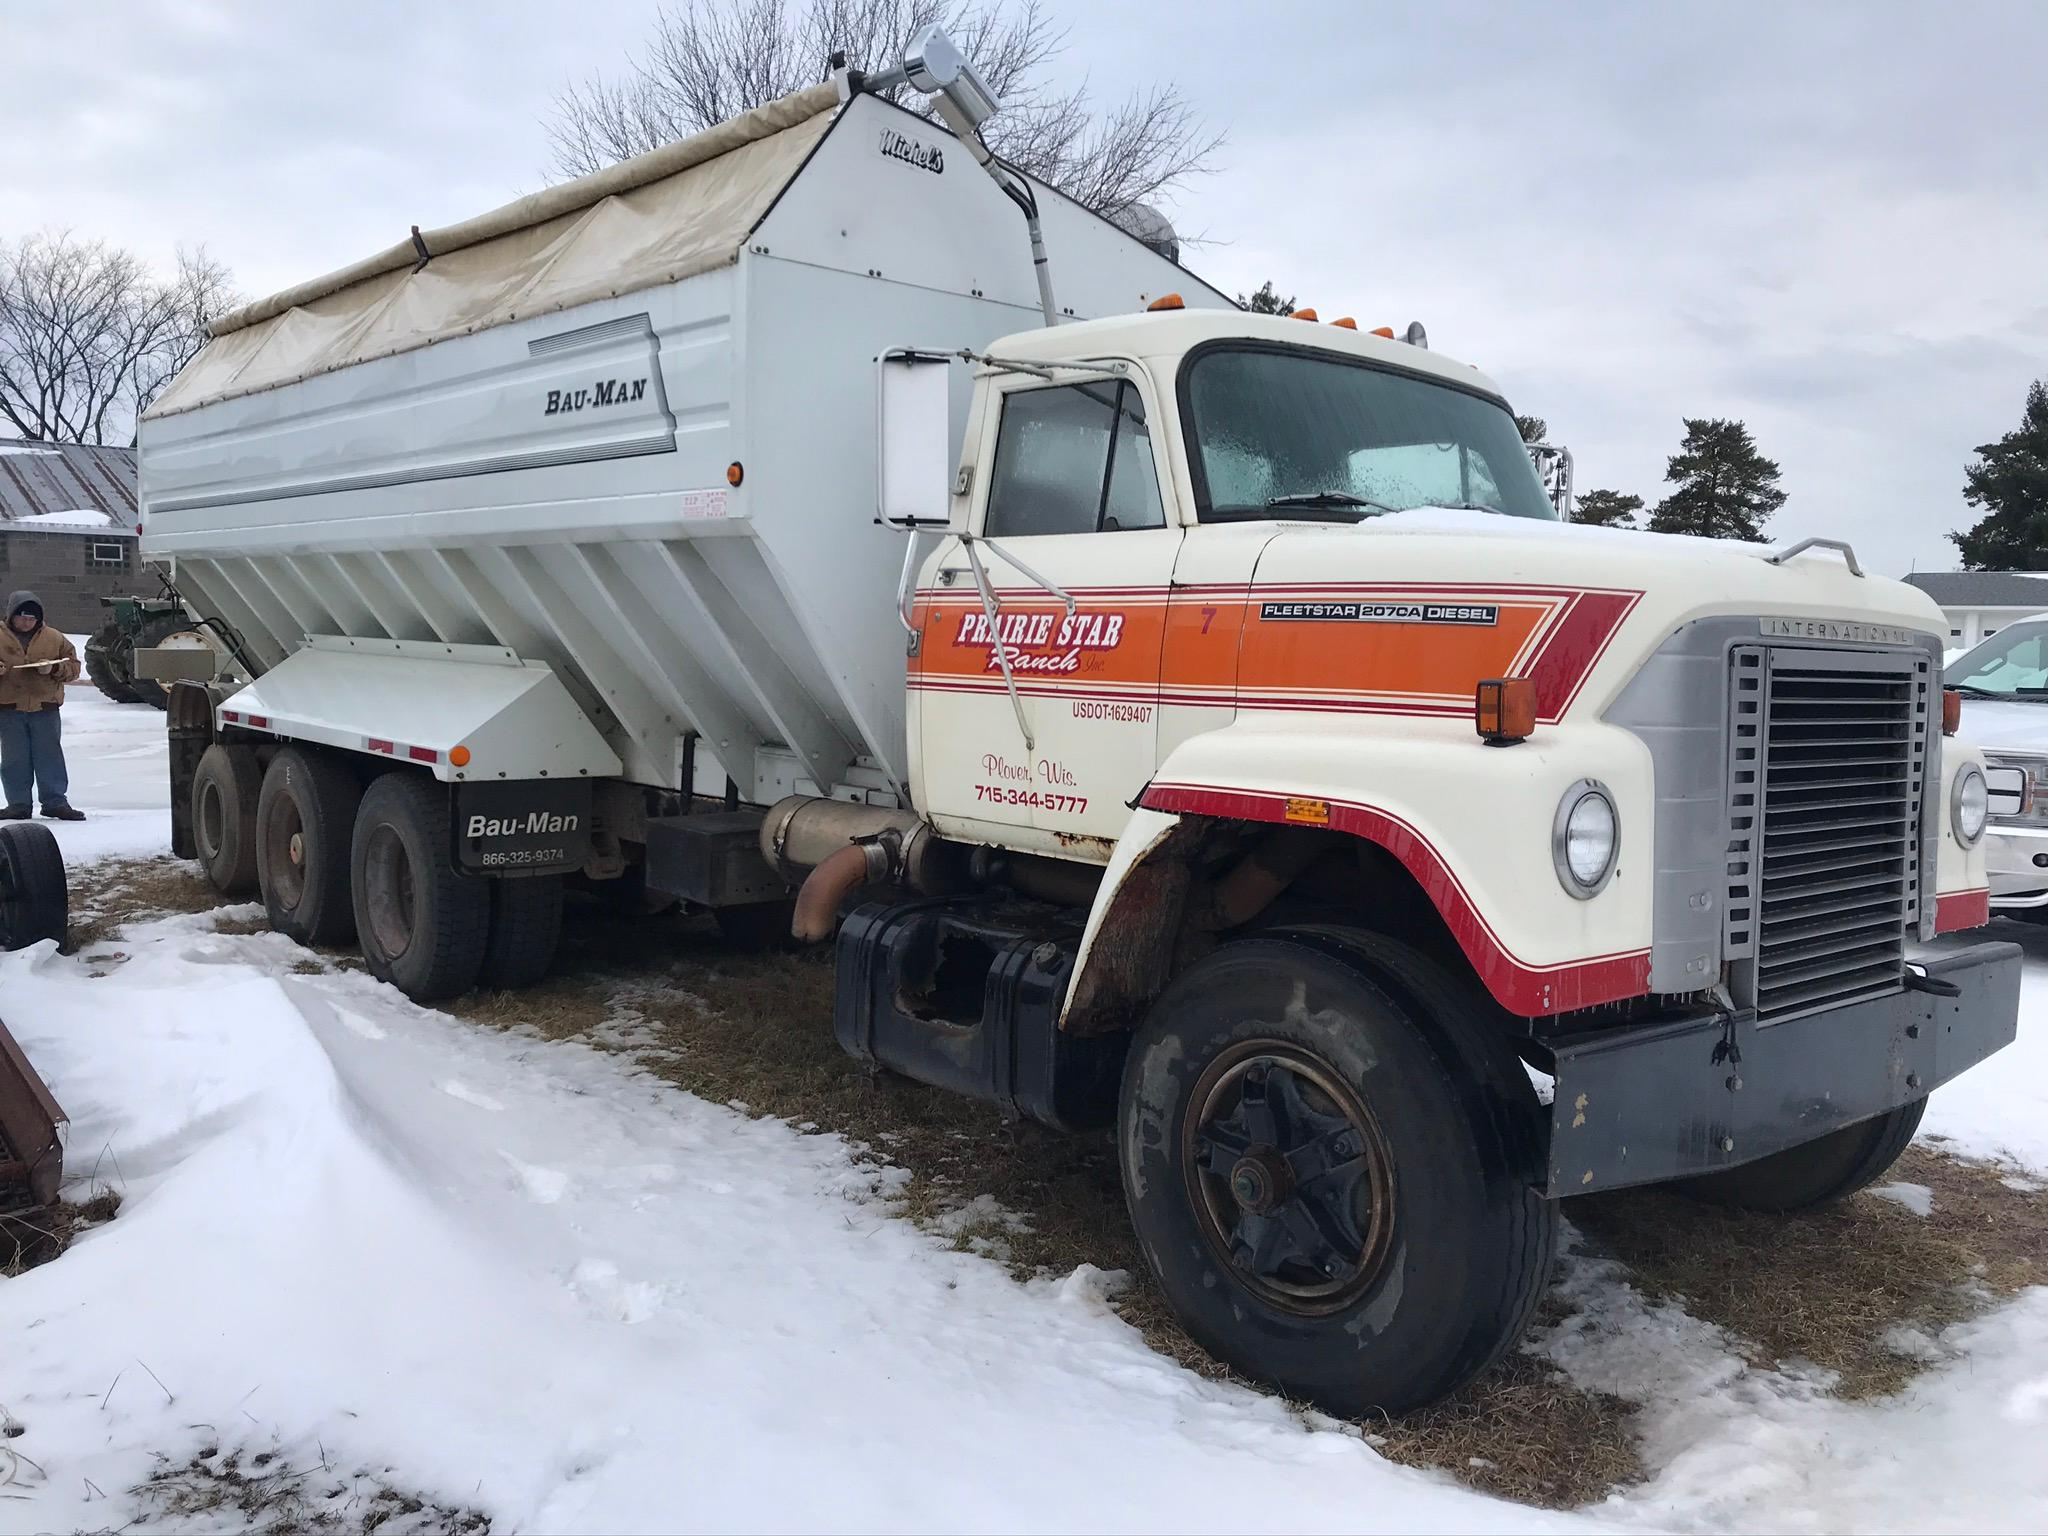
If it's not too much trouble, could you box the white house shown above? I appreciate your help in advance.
[1902,572,2048,655]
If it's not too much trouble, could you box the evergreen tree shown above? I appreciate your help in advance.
[1239,281,1295,315]
[1648,418,1785,540]
[1951,380,2048,569]
[1573,489,1643,529]
[1515,415,1548,446]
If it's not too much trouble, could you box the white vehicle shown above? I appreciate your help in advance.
[138,30,2019,1418]
[1947,615,2048,915]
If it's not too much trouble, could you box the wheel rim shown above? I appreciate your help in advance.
[198,779,226,862]
[1181,1041,1398,1315]
[262,793,308,910]
[361,823,417,962]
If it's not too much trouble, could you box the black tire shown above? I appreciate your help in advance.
[351,772,489,1002]
[124,612,195,710]
[0,821,67,950]
[1119,929,1556,1418]
[478,874,564,990]
[713,899,796,951]
[191,743,262,895]
[84,620,142,706]
[1677,1098,1928,1212]
[256,746,362,947]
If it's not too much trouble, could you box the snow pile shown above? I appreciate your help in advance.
[1539,1228,2048,1533]
[0,920,1574,1534]
[0,445,59,457]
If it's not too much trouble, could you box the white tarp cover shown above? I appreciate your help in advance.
[149,85,839,418]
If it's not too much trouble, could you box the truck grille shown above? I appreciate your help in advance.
[1725,646,1933,1022]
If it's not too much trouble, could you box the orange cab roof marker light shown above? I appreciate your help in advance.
[1331,317,1358,329]
[1369,325,1396,338]
[1147,293,1184,311]
[1288,307,1318,322]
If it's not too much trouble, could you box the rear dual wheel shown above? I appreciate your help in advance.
[350,773,565,1001]
[245,750,564,1000]
[256,746,361,945]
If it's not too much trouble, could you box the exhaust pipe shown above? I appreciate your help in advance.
[762,795,959,942]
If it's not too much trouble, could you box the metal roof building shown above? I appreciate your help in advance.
[0,439,147,630]
[0,438,138,530]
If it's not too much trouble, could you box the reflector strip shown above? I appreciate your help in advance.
[367,739,395,755]
[408,746,439,763]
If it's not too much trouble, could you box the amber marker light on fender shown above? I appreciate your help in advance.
[1475,678,1535,746]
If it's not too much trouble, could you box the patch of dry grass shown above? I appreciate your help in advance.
[0,1190,119,1277]
[134,1445,490,1535]
[67,856,227,950]
[1571,1144,2043,1398]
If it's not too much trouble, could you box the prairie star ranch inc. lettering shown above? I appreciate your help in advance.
[956,609,1127,673]
[543,377,650,416]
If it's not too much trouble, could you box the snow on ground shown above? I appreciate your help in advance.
[33,659,175,864]
[1,684,2046,1532]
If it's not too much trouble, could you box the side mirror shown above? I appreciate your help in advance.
[876,349,954,530]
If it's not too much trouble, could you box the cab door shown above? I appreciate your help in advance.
[914,371,1180,852]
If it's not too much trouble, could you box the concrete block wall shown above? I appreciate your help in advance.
[0,530,152,632]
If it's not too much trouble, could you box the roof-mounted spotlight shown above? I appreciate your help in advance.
[901,25,1002,130]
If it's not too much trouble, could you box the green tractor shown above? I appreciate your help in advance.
[85,593,201,709]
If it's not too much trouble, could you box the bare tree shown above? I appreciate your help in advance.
[547,0,1220,220]
[0,230,237,446]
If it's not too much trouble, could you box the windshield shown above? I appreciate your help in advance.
[1946,619,2048,698]
[1183,345,1558,523]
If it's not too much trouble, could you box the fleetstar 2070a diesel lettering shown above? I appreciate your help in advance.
[137,28,2017,1416]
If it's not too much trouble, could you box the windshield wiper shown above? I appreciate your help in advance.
[1205,491,1403,524]
[1265,490,1394,514]
[1949,683,2016,698]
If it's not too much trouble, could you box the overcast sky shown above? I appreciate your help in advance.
[5,0,2043,575]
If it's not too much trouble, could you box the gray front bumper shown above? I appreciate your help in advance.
[1541,942,2021,1197]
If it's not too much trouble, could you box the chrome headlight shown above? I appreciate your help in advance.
[1952,764,1988,847]
[1553,780,1619,897]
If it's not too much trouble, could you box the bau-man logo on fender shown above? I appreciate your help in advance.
[545,377,650,416]
[1260,600,1500,626]
[955,608,1125,674]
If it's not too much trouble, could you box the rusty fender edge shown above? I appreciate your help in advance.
[1539,941,2021,1197]
[0,1015,65,1209]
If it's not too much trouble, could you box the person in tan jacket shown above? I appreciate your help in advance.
[0,591,85,820]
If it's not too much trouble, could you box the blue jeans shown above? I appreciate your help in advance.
[0,708,68,810]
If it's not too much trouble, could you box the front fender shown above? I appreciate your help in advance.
[1077,715,1658,1018]
[1934,742,1992,933]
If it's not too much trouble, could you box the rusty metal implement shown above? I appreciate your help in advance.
[0,1017,63,1209]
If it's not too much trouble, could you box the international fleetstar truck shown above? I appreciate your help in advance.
[138,32,2020,1415]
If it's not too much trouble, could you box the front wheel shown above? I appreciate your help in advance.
[351,773,489,1002]
[1119,931,1555,1418]
[1677,1098,1927,1212]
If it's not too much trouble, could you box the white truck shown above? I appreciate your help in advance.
[139,32,2019,1417]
